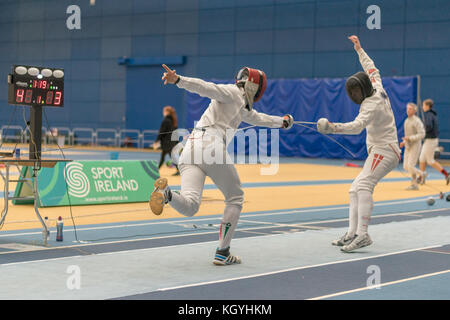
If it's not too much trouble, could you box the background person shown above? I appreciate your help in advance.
[417,99,449,185]
[399,102,425,190]
[153,105,180,176]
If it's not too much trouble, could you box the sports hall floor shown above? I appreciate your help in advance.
[0,145,448,300]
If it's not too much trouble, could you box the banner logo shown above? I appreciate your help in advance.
[65,162,90,198]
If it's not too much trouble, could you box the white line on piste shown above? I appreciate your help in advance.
[0,196,442,238]
[309,269,450,300]
[0,207,447,256]
[153,245,445,292]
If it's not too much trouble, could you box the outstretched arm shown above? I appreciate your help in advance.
[161,64,235,104]
[317,106,376,135]
[348,35,382,87]
[242,109,284,128]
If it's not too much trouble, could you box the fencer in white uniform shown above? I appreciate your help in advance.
[400,103,425,190]
[150,64,294,265]
[317,36,401,252]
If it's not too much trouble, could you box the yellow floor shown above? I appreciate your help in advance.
[0,162,447,231]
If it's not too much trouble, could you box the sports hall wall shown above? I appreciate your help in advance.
[0,0,449,140]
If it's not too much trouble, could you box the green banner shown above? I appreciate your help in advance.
[16,160,160,207]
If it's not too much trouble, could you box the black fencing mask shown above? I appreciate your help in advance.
[345,71,374,105]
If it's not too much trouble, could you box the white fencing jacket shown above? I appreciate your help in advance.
[332,48,400,156]
[176,76,284,139]
[403,115,425,149]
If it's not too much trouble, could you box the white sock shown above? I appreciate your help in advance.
[356,190,373,235]
[347,191,358,237]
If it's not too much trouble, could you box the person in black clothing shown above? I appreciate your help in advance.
[153,106,180,175]
[418,99,449,185]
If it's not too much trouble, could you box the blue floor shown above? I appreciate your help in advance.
[0,148,449,299]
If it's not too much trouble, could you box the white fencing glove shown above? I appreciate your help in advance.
[282,114,294,129]
[317,118,335,134]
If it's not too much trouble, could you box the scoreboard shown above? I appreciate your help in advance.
[8,65,64,107]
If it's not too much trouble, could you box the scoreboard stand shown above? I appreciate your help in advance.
[0,65,71,245]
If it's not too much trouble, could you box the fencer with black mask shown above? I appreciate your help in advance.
[150,64,294,265]
[317,36,401,252]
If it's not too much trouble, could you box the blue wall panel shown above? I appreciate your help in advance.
[236,31,273,54]
[273,29,314,53]
[197,56,234,79]
[71,60,100,80]
[315,26,360,51]
[132,36,165,57]
[235,6,274,31]
[132,14,165,36]
[359,0,405,25]
[199,9,235,33]
[316,0,359,27]
[274,3,315,29]
[165,12,199,34]
[272,53,314,78]
[133,0,166,14]
[0,0,448,141]
[199,32,234,56]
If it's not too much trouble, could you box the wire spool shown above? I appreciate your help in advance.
[426,197,435,206]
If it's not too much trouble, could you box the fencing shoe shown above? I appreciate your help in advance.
[149,178,172,215]
[332,232,357,246]
[417,171,428,185]
[341,233,373,252]
[213,247,241,266]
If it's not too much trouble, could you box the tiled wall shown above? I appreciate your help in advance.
[0,0,449,137]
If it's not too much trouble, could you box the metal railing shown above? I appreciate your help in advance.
[439,139,450,158]
[119,129,141,148]
[96,128,118,146]
[141,129,159,149]
[72,128,95,146]
[0,125,26,144]
[49,127,159,149]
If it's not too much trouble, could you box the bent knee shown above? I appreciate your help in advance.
[182,196,201,217]
[225,189,244,207]
[350,180,374,194]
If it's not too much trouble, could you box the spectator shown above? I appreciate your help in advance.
[417,99,449,185]
[153,105,180,176]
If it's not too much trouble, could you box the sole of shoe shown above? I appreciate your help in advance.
[341,240,373,253]
[149,178,168,215]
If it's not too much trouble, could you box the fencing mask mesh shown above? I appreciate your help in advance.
[236,67,267,110]
[345,71,374,105]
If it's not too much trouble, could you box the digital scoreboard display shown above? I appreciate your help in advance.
[8,65,64,107]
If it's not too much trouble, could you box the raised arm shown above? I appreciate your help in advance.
[348,36,382,87]
[161,64,235,104]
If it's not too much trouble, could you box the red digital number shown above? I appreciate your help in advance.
[16,89,24,103]
[46,91,54,104]
[54,91,62,105]
[42,80,47,89]
[25,89,33,103]
[37,96,41,104]
[33,80,37,88]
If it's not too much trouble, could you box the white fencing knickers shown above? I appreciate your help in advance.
[168,130,244,250]
[347,144,400,236]
[403,142,422,180]
[419,138,438,165]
